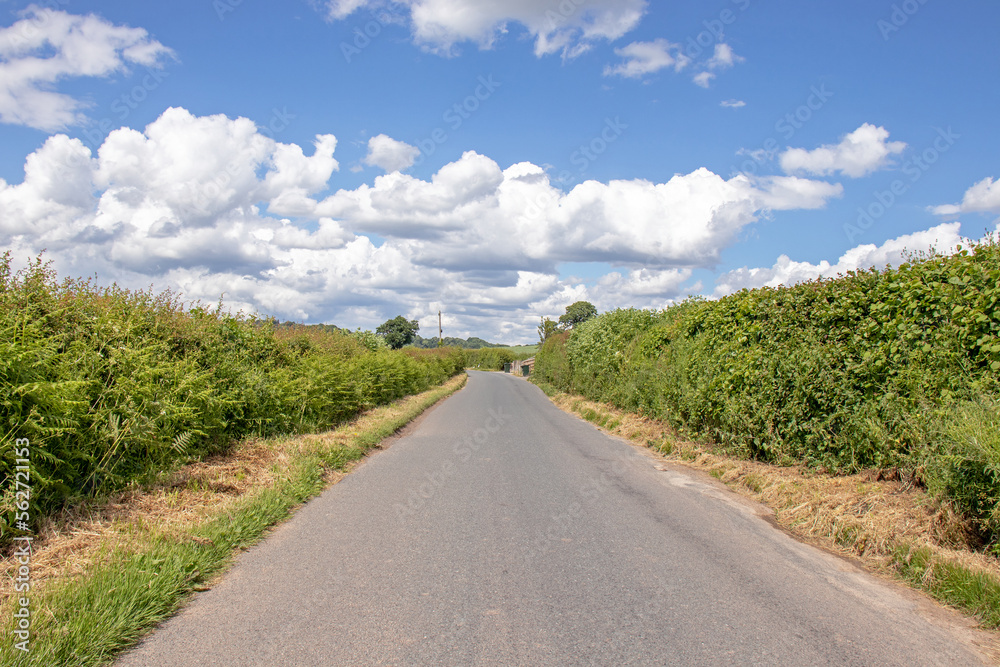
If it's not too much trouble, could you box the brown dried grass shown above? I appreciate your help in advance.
[0,374,466,606]
[550,392,1000,595]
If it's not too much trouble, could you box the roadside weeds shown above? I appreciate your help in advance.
[535,382,1000,649]
[0,373,467,667]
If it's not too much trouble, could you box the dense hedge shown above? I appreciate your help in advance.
[534,238,1000,543]
[463,347,532,370]
[0,255,464,535]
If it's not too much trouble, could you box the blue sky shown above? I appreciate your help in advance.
[1,0,998,342]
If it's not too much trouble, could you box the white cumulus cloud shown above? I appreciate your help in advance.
[749,175,844,211]
[325,0,371,20]
[1,107,848,342]
[603,38,689,78]
[706,43,742,69]
[0,6,175,130]
[362,134,421,172]
[314,159,842,270]
[691,43,743,88]
[931,176,1000,217]
[323,0,646,57]
[714,222,964,296]
[779,123,907,178]
[692,71,714,88]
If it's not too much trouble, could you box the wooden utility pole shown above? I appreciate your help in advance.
[438,310,443,347]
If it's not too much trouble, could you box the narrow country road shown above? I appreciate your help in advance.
[117,371,988,666]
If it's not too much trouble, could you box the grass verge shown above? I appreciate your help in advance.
[0,373,467,667]
[540,384,1000,636]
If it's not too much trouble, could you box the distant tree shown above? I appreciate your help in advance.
[538,316,559,342]
[409,335,504,349]
[376,316,419,349]
[350,328,388,352]
[558,301,597,329]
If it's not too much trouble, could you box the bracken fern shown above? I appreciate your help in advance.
[0,253,466,542]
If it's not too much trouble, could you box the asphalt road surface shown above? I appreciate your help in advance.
[117,370,989,666]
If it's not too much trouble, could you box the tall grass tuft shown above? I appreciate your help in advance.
[924,399,1000,546]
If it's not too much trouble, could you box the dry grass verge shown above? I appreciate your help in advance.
[541,386,1000,638]
[0,373,466,666]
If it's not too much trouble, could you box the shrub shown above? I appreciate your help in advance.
[464,347,526,370]
[0,254,463,539]
[534,237,1000,541]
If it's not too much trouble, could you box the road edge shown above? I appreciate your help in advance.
[532,381,1000,664]
[0,373,469,667]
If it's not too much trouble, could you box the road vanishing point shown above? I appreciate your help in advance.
[118,370,989,666]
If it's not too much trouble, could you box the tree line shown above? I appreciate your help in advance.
[538,300,598,342]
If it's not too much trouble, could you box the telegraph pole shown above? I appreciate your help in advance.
[438,310,443,347]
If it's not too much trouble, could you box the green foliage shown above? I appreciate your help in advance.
[0,255,463,540]
[534,237,1000,542]
[498,344,539,355]
[923,398,1000,544]
[410,335,503,349]
[376,315,419,349]
[462,347,532,370]
[533,332,572,387]
[538,316,559,342]
[558,300,598,329]
[0,377,465,666]
[349,328,389,352]
[893,544,1000,628]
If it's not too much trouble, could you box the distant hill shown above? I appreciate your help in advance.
[268,323,509,350]
[409,335,504,349]
[271,321,342,334]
